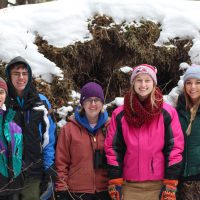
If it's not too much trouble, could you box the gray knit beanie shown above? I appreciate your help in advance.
[183,64,200,83]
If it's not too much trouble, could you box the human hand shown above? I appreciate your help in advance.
[108,178,123,200]
[159,179,178,200]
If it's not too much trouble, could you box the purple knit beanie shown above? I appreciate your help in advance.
[130,64,157,85]
[80,82,104,105]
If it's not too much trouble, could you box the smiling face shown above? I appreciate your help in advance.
[83,97,103,123]
[10,65,29,97]
[185,78,200,104]
[133,73,154,101]
[0,88,6,108]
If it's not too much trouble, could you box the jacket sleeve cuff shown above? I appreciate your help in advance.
[109,178,123,185]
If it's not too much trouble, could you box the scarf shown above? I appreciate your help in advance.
[124,87,163,127]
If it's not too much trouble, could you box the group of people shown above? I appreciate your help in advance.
[0,57,200,200]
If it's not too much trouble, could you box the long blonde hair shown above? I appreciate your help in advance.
[184,86,200,135]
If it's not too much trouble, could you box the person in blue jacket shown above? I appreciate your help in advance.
[0,77,23,200]
[5,56,57,200]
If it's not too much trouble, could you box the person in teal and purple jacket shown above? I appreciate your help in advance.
[105,64,184,200]
[0,77,23,200]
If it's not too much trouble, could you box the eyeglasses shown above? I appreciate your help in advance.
[11,72,29,77]
[84,98,102,104]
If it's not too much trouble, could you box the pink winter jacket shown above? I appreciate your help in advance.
[104,102,184,181]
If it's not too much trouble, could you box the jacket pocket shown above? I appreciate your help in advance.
[68,165,82,178]
[0,147,8,177]
[0,171,25,196]
[150,156,165,178]
[151,158,154,174]
[13,133,23,177]
[0,173,9,195]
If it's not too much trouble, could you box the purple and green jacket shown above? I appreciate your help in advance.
[0,108,23,195]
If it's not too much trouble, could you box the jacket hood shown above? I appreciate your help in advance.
[69,113,110,131]
[74,107,108,135]
[5,56,33,99]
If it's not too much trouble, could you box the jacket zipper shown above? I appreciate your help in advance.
[90,134,97,192]
[151,158,154,174]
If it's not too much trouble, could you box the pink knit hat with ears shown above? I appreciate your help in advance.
[130,64,157,85]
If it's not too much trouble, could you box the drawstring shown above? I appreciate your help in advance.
[26,110,30,124]
[16,97,24,108]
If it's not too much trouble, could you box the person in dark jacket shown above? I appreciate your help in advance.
[176,64,200,200]
[5,56,57,200]
[104,64,184,200]
[55,82,111,200]
[0,77,23,200]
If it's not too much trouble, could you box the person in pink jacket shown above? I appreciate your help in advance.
[104,64,184,200]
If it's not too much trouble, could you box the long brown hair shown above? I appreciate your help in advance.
[184,86,200,135]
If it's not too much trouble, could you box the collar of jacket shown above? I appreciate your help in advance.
[74,107,108,135]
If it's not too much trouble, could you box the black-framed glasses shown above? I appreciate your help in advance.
[11,72,28,77]
[84,98,102,104]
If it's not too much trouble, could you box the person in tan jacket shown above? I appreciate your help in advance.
[55,82,111,200]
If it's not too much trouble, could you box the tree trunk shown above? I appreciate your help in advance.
[28,0,37,3]
[16,0,26,5]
